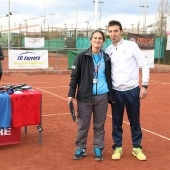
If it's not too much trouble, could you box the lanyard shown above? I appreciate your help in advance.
[92,51,102,78]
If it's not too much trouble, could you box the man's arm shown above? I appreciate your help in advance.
[133,43,150,99]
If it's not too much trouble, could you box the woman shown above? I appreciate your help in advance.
[68,30,114,161]
[0,46,4,80]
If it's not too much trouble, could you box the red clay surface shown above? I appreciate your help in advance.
[0,72,170,170]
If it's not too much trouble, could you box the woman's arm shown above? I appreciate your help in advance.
[0,46,4,60]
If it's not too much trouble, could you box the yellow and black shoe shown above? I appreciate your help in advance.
[132,147,146,161]
[112,147,123,160]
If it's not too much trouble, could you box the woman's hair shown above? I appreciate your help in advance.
[90,30,105,41]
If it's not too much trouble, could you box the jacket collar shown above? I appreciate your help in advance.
[84,47,93,57]
[84,47,110,61]
[112,38,124,47]
[84,47,104,57]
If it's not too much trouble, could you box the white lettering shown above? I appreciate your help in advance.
[0,128,11,136]
[0,129,3,136]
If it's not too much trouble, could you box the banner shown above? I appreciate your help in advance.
[127,33,155,50]
[25,37,44,48]
[127,33,155,68]
[8,50,48,69]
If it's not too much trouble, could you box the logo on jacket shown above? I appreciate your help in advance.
[72,65,76,69]
[122,49,127,54]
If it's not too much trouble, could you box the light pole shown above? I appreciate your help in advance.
[19,22,22,33]
[75,0,78,38]
[85,21,89,37]
[44,0,46,31]
[0,16,5,31]
[99,1,103,28]
[93,0,99,29]
[24,19,28,35]
[40,16,46,32]
[11,11,18,28]
[71,24,74,37]
[49,13,55,31]
[64,23,67,47]
[130,24,134,33]
[93,1,103,29]
[8,0,11,50]
[140,0,149,34]
[138,0,141,33]
[64,23,67,38]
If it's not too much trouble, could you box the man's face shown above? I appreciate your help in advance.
[108,25,123,43]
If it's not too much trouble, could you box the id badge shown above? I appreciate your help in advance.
[93,78,98,84]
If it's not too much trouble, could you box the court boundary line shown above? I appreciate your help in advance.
[42,113,70,116]
[38,88,170,141]
[107,115,170,141]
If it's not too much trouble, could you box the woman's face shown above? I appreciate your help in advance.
[90,32,104,49]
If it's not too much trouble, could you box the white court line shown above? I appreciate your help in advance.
[0,82,51,85]
[149,82,170,85]
[37,88,68,101]
[38,86,69,88]
[150,80,163,83]
[150,80,170,84]
[107,115,170,141]
[42,113,70,116]
[38,88,170,141]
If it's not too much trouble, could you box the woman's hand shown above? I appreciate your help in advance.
[68,97,73,104]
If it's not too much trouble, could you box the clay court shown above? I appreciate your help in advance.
[0,71,169,170]
[0,53,170,170]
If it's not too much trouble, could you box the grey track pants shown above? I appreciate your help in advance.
[75,93,108,150]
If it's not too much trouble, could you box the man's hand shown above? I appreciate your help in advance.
[139,87,147,100]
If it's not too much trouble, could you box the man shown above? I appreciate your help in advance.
[105,20,149,161]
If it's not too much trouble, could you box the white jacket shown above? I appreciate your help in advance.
[105,39,150,91]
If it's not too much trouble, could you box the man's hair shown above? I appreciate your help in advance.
[108,20,122,31]
[90,29,105,41]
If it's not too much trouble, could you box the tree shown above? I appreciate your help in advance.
[156,0,169,36]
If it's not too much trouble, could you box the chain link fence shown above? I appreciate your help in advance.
[1,34,170,73]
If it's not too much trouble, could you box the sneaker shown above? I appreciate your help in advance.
[132,147,146,161]
[112,147,123,160]
[94,148,103,161]
[73,149,86,160]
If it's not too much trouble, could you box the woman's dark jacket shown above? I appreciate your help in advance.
[68,47,114,104]
[0,46,4,74]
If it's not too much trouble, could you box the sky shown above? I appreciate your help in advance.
[0,0,162,31]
